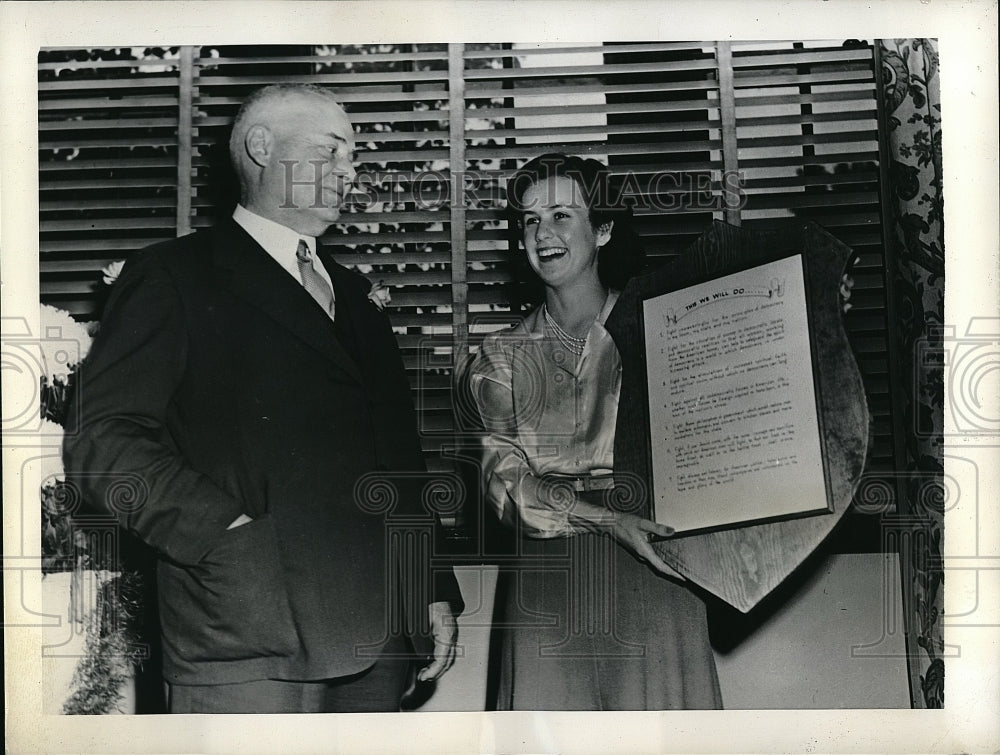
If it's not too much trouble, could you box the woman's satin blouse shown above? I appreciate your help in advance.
[468,292,622,538]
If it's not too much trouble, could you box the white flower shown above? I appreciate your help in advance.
[367,281,392,311]
[39,304,93,381]
[102,259,126,286]
[39,420,65,485]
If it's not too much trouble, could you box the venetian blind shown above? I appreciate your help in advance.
[457,41,892,478]
[37,41,895,481]
[39,48,185,313]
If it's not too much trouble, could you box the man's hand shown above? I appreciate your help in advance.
[417,601,458,682]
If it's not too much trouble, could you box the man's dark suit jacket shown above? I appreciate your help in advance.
[64,219,462,686]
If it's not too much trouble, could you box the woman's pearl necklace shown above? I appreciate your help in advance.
[542,291,610,357]
[543,305,587,355]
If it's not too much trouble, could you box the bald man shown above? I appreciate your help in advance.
[64,84,463,713]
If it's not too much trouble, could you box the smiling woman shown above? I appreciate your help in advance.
[506,155,646,316]
[467,153,722,710]
[520,175,611,300]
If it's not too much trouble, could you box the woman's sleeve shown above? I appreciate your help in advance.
[468,337,577,539]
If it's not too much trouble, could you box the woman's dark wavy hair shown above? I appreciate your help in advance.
[506,153,645,295]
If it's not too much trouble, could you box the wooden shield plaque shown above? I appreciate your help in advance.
[605,221,869,612]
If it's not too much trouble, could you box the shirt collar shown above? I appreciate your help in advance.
[233,205,318,280]
[596,290,620,327]
[525,290,621,338]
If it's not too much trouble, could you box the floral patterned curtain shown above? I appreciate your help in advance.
[878,38,944,709]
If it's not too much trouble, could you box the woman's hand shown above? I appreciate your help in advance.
[609,512,685,581]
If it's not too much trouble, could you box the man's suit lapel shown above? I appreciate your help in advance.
[319,247,383,378]
[319,247,413,402]
[210,220,364,385]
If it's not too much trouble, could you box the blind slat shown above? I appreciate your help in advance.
[39,57,184,72]
[42,218,183,231]
[739,151,880,170]
[40,117,179,131]
[41,137,181,148]
[734,69,873,88]
[467,140,723,160]
[41,178,179,190]
[470,98,723,120]
[734,89,877,108]
[732,48,873,67]
[466,78,719,99]
[464,42,711,59]
[198,50,451,66]
[335,210,451,224]
[737,130,878,149]
[742,172,879,190]
[464,59,718,80]
[742,191,880,210]
[41,198,180,210]
[39,95,180,111]
[195,70,450,86]
[195,89,451,106]
[40,158,176,170]
[39,77,180,91]
[322,231,449,245]
[473,119,722,141]
[40,238,170,253]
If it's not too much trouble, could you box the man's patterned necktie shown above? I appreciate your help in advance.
[295,239,336,320]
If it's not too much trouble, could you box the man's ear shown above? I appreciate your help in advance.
[595,220,614,248]
[244,124,273,168]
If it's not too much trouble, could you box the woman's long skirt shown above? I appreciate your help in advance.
[492,530,723,711]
